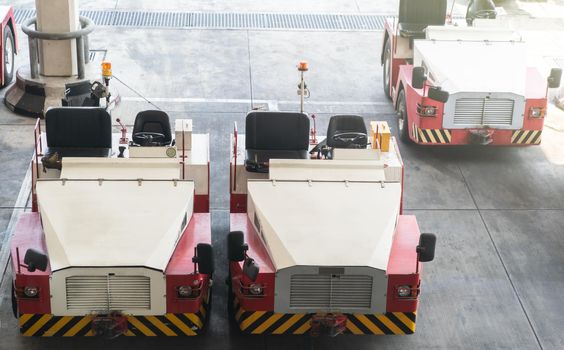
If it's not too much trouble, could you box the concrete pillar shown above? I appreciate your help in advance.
[35,0,80,76]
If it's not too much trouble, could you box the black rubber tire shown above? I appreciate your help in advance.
[397,89,411,143]
[382,39,392,99]
[2,25,15,87]
[199,287,212,335]
[226,271,237,323]
[11,283,18,318]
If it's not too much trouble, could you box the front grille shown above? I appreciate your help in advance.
[453,98,515,126]
[289,274,372,310]
[66,275,151,311]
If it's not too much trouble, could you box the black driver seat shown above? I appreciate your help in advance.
[326,115,368,149]
[45,107,112,158]
[398,0,447,39]
[245,111,310,173]
[132,110,172,146]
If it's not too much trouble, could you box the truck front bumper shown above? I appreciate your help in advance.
[233,299,416,335]
[19,304,209,337]
[413,126,542,146]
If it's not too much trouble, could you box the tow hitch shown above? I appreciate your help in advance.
[469,129,494,145]
[91,312,128,338]
[311,313,347,337]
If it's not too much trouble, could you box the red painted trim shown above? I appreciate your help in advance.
[165,213,211,274]
[230,193,247,213]
[165,213,212,313]
[229,213,275,311]
[386,215,421,313]
[194,194,209,213]
[10,213,51,314]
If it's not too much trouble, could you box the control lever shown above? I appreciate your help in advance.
[116,118,128,144]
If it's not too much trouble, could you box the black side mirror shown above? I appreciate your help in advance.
[194,243,214,275]
[428,86,449,103]
[243,257,260,282]
[228,231,247,262]
[412,67,427,89]
[416,233,436,262]
[548,68,562,89]
[24,249,48,272]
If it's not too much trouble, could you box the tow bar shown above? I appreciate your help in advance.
[91,312,128,338]
[310,313,347,337]
[469,128,494,145]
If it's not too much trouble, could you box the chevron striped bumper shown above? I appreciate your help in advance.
[234,300,416,335]
[19,305,209,337]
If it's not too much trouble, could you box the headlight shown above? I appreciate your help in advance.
[177,285,192,298]
[397,285,411,298]
[24,286,39,298]
[417,104,437,117]
[529,107,545,118]
[249,283,263,295]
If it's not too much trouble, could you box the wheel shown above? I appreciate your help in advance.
[11,283,18,318]
[382,39,392,99]
[226,272,236,323]
[199,287,212,334]
[397,89,412,143]
[2,25,15,87]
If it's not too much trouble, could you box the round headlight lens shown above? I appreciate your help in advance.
[177,285,192,297]
[397,285,411,298]
[249,283,263,295]
[24,286,39,298]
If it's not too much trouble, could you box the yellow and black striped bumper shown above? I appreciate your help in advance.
[234,301,416,335]
[413,126,452,144]
[511,130,542,145]
[19,305,208,337]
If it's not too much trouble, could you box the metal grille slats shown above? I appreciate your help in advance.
[66,275,151,311]
[290,274,372,310]
[454,97,515,126]
[15,9,455,31]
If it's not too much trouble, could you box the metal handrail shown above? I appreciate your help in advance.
[22,16,95,79]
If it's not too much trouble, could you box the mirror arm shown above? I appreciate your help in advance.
[192,246,199,274]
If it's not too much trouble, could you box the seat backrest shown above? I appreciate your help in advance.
[326,115,367,148]
[132,110,172,144]
[45,107,112,148]
[399,0,447,26]
[245,112,310,151]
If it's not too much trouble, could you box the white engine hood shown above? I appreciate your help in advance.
[37,180,194,271]
[247,180,401,271]
[414,40,529,96]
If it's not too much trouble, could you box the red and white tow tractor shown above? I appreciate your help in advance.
[226,64,436,336]
[10,103,214,337]
[382,0,562,145]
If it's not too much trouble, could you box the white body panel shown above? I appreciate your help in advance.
[425,25,522,42]
[175,119,193,151]
[414,40,528,96]
[37,180,194,271]
[246,180,401,271]
[60,158,181,179]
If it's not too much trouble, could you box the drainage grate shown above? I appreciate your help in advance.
[14,9,394,31]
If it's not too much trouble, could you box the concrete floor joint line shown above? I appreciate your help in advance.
[455,162,545,350]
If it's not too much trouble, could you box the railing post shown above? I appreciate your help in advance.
[76,35,85,79]
[28,37,39,79]
[83,35,90,64]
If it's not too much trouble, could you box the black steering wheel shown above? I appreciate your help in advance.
[331,132,367,148]
[133,131,166,146]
